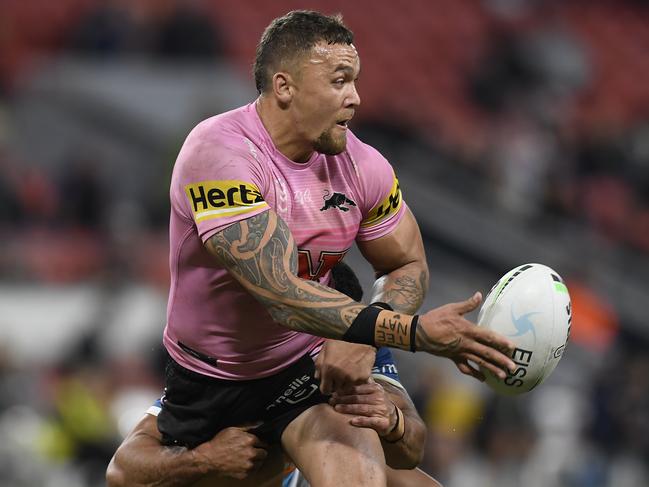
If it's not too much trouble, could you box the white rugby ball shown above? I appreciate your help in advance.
[477,263,571,395]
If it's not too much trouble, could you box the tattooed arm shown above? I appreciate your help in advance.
[206,209,362,338]
[206,209,516,381]
[357,208,517,380]
[357,208,429,315]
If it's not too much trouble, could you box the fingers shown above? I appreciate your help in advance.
[250,435,268,449]
[233,448,267,479]
[349,416,387,430]
[471,327,516,355]
[317,359,334,394]
[252,447,268,463]
[333,403,375,416]
[462,341,514,379]
[320,373,369,395]
[223,426,268,450]
[319,375,336,395]
[234,427,268,448]
[330,384,383,406]
[244,444,268,475]
[460,351,506,380]
[453,291,482,315]
[455,359,486,382]
[466,338,516,374]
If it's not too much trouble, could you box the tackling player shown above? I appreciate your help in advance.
[130,10,516,487]
[107,263,441,487]
[106,351,441,487]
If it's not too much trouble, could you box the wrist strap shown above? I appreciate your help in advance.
[409,315,418,353]
[343,305,419,352]
[341,305,381,346]
[383,404,405,443]
[371,303,417,352]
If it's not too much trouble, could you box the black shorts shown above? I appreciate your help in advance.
[157,353,328,448]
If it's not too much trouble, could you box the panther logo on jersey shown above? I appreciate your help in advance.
[320,190,357,212]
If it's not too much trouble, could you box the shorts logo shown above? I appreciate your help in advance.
[265,374,318,411]
[372,364,398,376]
[361,174,402,228]
[184,180,269,223]
[320,190,356,212]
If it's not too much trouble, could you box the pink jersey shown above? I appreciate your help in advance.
[164,101,406,380]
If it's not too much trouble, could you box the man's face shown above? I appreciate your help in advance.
[290,41,361,155]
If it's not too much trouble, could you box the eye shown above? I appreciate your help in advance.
[333,78,345,86]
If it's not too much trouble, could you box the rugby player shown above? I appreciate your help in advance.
[107,264,442,487]
[106,351,441,487]
[130,10,516,487]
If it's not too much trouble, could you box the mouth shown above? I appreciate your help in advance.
[335,111,354,129]
[335,118,351,129]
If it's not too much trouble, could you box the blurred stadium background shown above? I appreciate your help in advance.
[0,0,648,486]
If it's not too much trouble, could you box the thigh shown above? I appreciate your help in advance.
[190,444,286,487]
[281,403,387,487]
[159,353,330,448]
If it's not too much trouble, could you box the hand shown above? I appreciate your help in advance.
[314,340,377,394]
[417,292,516,381]
[192,425,268,480]
[329,380,397,437]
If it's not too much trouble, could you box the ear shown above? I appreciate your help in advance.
[272,72,294,104]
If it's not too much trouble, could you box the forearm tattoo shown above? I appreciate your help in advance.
[373,269,428,315]
[206,211,364,338]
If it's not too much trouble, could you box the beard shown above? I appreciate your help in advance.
[313,127,347,155]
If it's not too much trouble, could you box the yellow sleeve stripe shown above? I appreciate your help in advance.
[194,201,268,222]
[361,176,402,228]
[184,180,268,223]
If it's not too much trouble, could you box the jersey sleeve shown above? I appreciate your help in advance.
[349,135,406,241]
[171,127,270,243]
[147,398,163,417]
[371,347,404,390]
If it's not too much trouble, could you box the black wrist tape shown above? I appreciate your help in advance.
[369,302,393,311]
[410,315,419,352]
[342,305,381,346]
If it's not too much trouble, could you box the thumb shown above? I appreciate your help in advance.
[455,291,482,315]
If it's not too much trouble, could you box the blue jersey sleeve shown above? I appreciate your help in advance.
[371,347,403,388]
[147,398,163,416]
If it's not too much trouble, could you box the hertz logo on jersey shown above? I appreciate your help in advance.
[184,180,269,223]
[361,174,402,228]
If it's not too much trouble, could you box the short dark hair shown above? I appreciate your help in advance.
[253,10,354,94]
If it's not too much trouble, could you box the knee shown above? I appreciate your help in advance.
[105,458,125,487]
[304,404,381,449]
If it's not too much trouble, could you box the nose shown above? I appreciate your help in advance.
[346,82,361,108]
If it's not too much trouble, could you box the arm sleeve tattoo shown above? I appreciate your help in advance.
[205,210,365,338]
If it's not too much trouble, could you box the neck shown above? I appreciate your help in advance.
[255,96,314,163]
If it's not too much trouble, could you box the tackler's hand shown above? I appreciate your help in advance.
[192,425,268,480]
[329,379,397,437]
[314,340,376,395]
